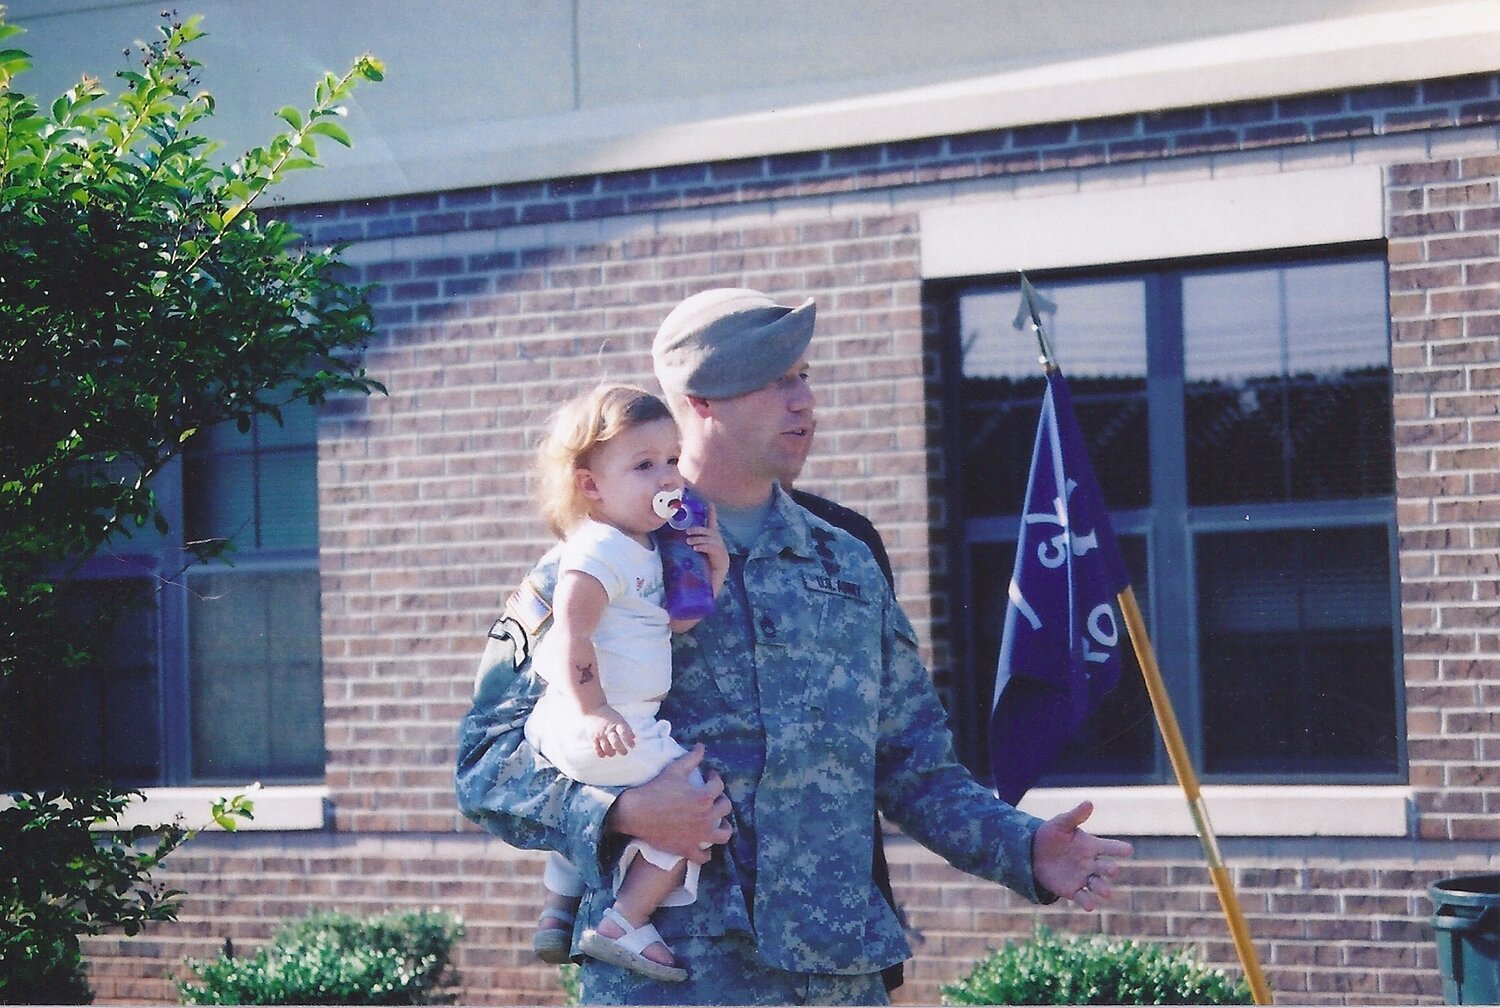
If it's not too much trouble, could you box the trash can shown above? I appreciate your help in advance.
[1431,875,1500,1004]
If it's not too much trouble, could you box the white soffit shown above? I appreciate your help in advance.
[281,0,1499,203]
[919,164,1387,278]
[8,2,1498,203]
[765,0,1500,154]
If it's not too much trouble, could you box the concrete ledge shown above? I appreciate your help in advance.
[920,163,1386,277]
[114,785,329,832]
[1017,784,1413,837]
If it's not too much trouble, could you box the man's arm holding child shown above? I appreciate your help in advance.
[456,558,729,876]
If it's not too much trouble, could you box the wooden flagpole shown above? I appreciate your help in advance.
[1018,276,1273,1005]
[1118,587,1273,1005]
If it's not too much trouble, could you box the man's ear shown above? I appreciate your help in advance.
[685,394,713,419]
[575,467,602,501]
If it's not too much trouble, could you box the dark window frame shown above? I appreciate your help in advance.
[933,242,1406,787]
[24,404,328,790]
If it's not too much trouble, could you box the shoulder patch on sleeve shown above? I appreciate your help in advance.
[504,576,553,639]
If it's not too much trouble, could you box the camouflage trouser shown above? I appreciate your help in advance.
[579,932,891,1006]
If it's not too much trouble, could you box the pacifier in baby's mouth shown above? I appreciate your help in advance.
[653,489,684,522]
[652,487,708,530]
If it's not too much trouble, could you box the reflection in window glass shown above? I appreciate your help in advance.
[1184,260,1392,505]
[185,399,319,550]
[188,568,325,782]
[182,398,325,782]
[958,280,1149,515]
[258,450,319,549]
[1197,526,1398,776]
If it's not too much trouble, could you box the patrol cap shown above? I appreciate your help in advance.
[652,287,816,400]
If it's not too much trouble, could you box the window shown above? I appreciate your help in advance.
[182,402,325,783]
[8,400,326,789]
[941,248,1402,786]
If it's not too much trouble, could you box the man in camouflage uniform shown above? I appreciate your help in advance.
[456,288,1132,1005]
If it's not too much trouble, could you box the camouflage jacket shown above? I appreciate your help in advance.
[455,486,1046,976]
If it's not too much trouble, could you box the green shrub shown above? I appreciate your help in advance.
[558,962,580,1005]
[176,909,462,1005]
[942,926,1253,1005]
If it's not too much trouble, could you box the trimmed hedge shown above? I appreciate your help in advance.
[177,909,461,1005]
[942,927,1253,1005]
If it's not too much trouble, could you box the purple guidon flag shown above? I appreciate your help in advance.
[989,367,1132,806]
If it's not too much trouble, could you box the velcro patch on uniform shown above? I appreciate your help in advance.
[504,577,553,638]
[803,571,867,603]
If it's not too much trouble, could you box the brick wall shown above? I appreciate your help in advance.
[316,207,933,840]
[83,834,570,1005]
[83,830,1472,1005]
[79,73,1500,1005]
[1388,152,1500,841]
[286,75,1500,249]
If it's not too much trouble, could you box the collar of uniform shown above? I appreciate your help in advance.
[757,482,819,562]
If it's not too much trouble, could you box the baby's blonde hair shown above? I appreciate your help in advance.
[535,384,674,537]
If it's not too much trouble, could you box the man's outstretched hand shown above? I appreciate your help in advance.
[1031,801,1134,912]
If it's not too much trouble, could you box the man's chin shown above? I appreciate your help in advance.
[777,447,813,479]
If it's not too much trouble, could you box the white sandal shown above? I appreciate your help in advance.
[578,907,687,983]
[532,903,575,964]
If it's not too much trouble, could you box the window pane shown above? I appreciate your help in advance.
[965,535,1156,784]
[188,568,325,782]
[1196,526,1398,776]
[258,447,318,549]
[958,280,1149,516]
[2,579,161,787]
[184,451,256,544]
[184,402,320,551]
[1183,259,1392,504]
[256,396,317,450]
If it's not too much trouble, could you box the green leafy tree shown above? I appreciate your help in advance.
[0,9,384,1002]
[2,787,255,1004]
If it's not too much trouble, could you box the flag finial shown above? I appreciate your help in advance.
[1013,273,1059,372]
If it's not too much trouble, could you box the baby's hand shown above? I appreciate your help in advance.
[584,705,636,758]
[686,504,729,597]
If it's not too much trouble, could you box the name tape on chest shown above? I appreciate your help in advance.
[802,571,867,603]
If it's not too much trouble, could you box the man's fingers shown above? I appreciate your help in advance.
[671,743,707,777]
[1052,800,1094,832]
[1068,857,1126,912]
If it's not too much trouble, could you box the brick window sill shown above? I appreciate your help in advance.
[1016,785,1411,837]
